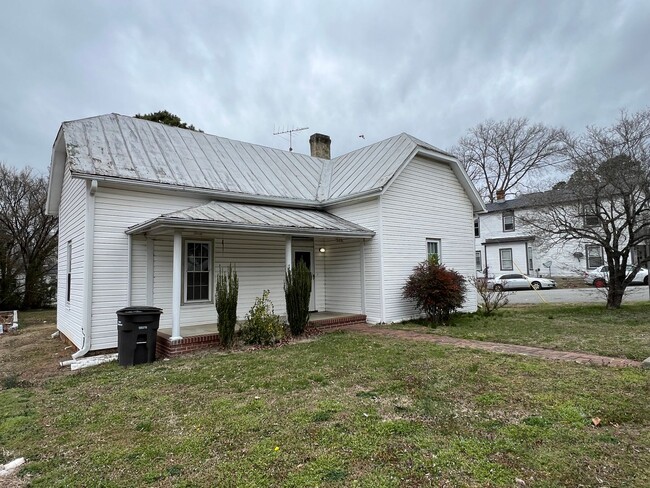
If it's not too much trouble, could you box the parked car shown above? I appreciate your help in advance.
[487,273,557,291]
[584,265,648,287]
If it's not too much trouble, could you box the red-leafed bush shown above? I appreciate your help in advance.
[402,256,466,324]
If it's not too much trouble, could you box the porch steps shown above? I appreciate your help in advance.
[307,314,367,331]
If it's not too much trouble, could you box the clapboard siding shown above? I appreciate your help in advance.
[91,185,210,349]
[323,238,363,313]
[328,198,381,322]
[130,235,147,305]
[214,233,288,318]
[56,169,86,347]
[381,157,477,322]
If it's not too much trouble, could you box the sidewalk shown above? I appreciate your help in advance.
[345,324,641,368]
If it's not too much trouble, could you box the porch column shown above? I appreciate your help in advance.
[146,237,154,306]
[285,236,292,269]
[171,231,183,340]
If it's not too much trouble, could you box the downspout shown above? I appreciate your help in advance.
[72,179,97,359]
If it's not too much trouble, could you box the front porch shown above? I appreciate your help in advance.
[156,312,367,358]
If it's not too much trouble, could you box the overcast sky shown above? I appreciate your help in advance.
[1,0,649,175]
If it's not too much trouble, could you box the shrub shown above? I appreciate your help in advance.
[284,260,312,335]
[402,255,466,324]
[469,275,510,316]
[215,264,239,348]
[241,290,286,345]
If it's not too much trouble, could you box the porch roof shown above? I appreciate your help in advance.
[126,200,375,238]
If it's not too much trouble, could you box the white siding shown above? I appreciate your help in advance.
[476,209,595,277]
[328,199,381,322]
[322,238,363,314]
[381,156,478,322]
[56,169,86,347]
[214,232,288,319]
[91,185,210,349]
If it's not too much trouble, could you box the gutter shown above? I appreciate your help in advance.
[72,179,97,359]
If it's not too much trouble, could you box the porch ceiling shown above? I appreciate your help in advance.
[126,200,375,238]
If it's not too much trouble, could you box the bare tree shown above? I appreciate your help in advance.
[451,118,566,202]
[522,109,650,309]
[0,164,58,309]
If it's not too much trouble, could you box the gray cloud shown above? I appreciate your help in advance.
[1,0,649,174]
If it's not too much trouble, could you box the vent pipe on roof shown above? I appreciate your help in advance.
[496,189,506,202]
[309,133,331,159]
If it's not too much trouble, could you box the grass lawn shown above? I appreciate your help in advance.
[390,303,650,362]
[1,310,649,487]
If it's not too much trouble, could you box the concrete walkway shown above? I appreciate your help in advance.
[345,324,642,368]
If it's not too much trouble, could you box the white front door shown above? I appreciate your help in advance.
[293,248,316,312]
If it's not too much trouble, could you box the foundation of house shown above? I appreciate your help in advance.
[156,312,367,358]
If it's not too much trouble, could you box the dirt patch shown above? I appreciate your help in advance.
[0,311,72,385]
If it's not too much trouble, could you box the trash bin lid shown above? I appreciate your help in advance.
[116,306,163,315]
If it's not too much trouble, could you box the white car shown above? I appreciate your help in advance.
[487,273,557,291]
[584,265,648,288]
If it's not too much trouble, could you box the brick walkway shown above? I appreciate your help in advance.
[345,324,642,368]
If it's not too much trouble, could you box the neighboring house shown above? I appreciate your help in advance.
[475,190,648,278]
[46,114,485,357]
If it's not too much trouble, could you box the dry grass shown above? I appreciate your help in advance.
[1,309,649,487]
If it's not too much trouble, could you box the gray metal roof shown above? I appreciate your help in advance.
[58,114,457,205]
[127,200,375,238]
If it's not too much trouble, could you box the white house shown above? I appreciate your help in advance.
[46,114,485,357]
[475,190,648,278]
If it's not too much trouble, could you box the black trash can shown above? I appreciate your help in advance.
[116,306,163,366]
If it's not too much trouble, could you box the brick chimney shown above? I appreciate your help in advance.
[496,189,506,202]
[309,133,331,159]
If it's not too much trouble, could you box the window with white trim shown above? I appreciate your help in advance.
[475,251,482,272]
[426,239,441,261]
[502,211,515,232]
[185,241,212,302]
[66,240,72,303]
[499,248,513,271]
[474,219,480,238]
[586,244,604,269]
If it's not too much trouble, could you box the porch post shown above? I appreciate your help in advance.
[126,234,132,307]
[285,236,292,269]
[171,232,183,340]
[146,237,154,306]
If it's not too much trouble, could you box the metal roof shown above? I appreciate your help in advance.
[62,114,323,202]
[126,200,375,238]
[57,114,466,206]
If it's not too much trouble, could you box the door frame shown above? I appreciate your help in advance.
[292,240,317,312]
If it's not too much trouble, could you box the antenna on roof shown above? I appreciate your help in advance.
[273,126,309,152]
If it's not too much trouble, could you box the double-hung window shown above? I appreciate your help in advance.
[475,251,482,272]
[502,211,515,232]
[474,219,480,238]
[185,241,212,302]
[499,248,513,271]
[586,244,604,269]
[426,239,441,261]
[66,240,72,303]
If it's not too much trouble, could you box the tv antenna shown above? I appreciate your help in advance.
[273,126,309,152]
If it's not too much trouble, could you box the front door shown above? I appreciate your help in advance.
[293,249,316,311]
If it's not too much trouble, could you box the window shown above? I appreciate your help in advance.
[185,241,212,302]
[502,211,515,232]
[583,204,599,227]
[474,219,480,238]
[527,246,534,273]
[426,239,441,261]
[586,244,604,269]
[475,251,482,272]
[66,240,72,303]
[499,248,513,271]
